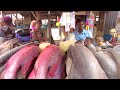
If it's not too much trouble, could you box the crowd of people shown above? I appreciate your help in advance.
[0,16,48,44]
[0,16,118,47]
[61,18,118,47]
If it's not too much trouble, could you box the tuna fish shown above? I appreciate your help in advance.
[67,44,108,79]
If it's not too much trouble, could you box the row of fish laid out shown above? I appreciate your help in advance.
[0,41,65,79]
[65,42,120,79]
[1,37,120,79]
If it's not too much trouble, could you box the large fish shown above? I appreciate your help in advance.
[87,44,120,79]
[28,69,35,79]
[0,38,18,55]
[30,44,64,79]
[0,37,7,45]
[112,45,120,67]
[0,42,34,67]
[47,53,65,79]
[65,56,72,79]
[0,45,40,79]
[67,44,108,79]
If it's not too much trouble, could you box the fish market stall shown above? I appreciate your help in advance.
[1,11,120,79]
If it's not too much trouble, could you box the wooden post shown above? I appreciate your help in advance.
[48,11,51,43]
[1,11,5,18]
[37,11,40,20]
[11,14,12,19]
[16,13,18,27]
[86,11,90,19]
[1,11,3,19]
[96,11,105,37]
[22,15,24,24]
[13,14,18,26]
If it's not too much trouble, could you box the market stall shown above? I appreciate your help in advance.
[0,11,120,79]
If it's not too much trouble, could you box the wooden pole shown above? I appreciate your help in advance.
[31,11,37,20]
[36,11,41,31]
[37,11,39,21]
[1,11,3,19]
[11,14,12,19]
[16,13,18,27]
[22,15,23,24]
[48,11,51,43]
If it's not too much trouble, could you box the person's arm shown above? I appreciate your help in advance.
[0,30,5,37]
[75,40,84,45]
[87,31,93,38]
[37,30,47,42]
[39,36,47,41]
[84,37,94,46]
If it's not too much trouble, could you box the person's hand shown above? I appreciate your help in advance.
[37,32,42,38]
[76,40,84,45]
[84,38,93,46]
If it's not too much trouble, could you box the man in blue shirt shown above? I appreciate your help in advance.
[73,18,93,44]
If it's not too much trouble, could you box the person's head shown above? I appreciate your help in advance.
[69,25,74,33]
[69,27,74,33]
[76,18,85,32]
[1,16,12,26]
[94,24,97,26]
[37,20,42,28]
[30,20,37,30]
[30,20,37,26]
[85,37,94,45]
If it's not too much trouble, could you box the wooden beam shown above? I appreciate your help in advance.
[31,11,37,20]
[37,16,56,19]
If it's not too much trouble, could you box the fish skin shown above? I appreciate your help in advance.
[0,38,18,55]
[0,42,34,67]
[28,69,35,79]
[0,45,40,79]
[34,44,62,79]
[67,44,108,79]
[47,53,65,79]
[88,44,120,79]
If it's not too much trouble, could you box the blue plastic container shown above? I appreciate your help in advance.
[16,34,32,42]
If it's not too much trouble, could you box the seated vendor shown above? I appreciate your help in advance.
[30,20,47,42]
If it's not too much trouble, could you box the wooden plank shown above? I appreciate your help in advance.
[75,11,86,15]
[31,11,37,20]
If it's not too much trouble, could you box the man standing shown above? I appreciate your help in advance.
[73,18,93,45]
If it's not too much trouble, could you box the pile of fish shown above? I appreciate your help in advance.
[65,42,120,79]
[0,39,65,79]
[1,37,120,79]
